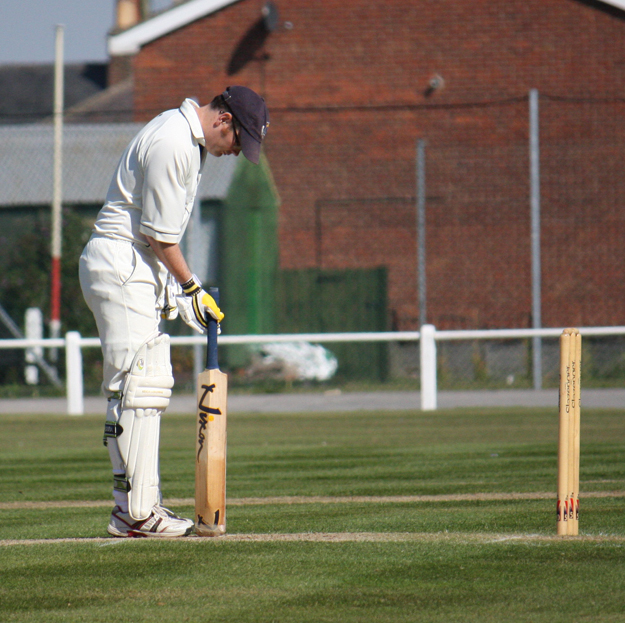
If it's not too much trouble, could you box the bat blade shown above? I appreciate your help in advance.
[195,367,227,537]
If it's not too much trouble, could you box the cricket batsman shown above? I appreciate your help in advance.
[79,86,269,537]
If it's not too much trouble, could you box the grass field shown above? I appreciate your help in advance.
[1,405,625,622]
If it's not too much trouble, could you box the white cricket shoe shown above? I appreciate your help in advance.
[107,505,195,538]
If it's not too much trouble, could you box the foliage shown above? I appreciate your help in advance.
[0,207,98,388]
[0,207,96,337]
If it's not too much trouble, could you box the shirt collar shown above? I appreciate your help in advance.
[180,98,206,146]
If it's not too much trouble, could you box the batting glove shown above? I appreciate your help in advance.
[160,273,181,320]
[178,275,224,333]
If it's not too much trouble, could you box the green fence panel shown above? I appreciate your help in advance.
[277,267,388,380]
[220,155,280,367]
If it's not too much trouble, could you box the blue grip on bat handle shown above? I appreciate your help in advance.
[206,287,219,370]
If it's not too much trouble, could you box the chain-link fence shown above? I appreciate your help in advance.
[1,92,625,394]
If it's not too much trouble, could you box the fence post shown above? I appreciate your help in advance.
[420,324,437,411]
[25,307,43,385]
[417,138,427,329]
[65,331,84,415]
[529,88,543,390]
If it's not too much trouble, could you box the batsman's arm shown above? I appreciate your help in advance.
[147,236,224,330]
[145,236,193,285]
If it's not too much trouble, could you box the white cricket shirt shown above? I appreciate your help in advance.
[93,98,205,245]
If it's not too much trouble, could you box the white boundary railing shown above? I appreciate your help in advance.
[2,324,625,415]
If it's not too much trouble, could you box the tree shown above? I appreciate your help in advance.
[0,207,99,388]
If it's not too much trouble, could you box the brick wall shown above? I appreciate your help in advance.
[129,0,625,330]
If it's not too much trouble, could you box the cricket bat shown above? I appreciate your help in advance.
[195,287,227,537]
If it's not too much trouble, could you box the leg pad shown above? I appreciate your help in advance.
[104,333,174,520]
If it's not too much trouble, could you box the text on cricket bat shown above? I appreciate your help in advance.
[197,383,222,460]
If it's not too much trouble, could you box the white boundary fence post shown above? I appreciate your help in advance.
[25,307,43,385]
[65,331,84,415]
[420,324,437,411]
[4,325,625,415]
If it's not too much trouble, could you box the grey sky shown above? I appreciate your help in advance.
[0,1,116,64]
[0,1,173,64]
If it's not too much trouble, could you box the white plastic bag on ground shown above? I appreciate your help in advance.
[258,342,338,381]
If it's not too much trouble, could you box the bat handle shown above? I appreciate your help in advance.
[206,287,219,370]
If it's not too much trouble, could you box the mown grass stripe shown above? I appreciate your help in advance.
[2,490,624,510]
[4,531,625,547]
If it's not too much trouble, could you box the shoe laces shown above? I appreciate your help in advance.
[153,505,180,520]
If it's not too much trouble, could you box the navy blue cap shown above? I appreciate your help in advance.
[222,86,269,164]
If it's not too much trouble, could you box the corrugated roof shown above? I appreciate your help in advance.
[0,123,237,207]
[0,63,108,125]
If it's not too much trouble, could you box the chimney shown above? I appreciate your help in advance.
[116,0,142,30]
[110,0,148,87]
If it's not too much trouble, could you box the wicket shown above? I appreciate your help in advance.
[557,328,581,536]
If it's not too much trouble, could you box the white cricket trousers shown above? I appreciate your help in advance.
[79,234,166,395]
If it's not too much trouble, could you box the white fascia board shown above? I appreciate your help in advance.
[598,0,625,11]
[109,0,239,55]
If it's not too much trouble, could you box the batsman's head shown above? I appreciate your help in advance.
[221,86,269,164]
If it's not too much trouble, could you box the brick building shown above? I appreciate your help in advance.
[107,0,625,333]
